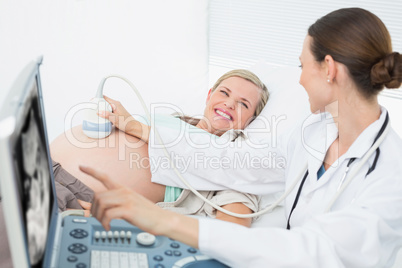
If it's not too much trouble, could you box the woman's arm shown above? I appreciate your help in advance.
[98,96,150,143]
[216,203,252,227]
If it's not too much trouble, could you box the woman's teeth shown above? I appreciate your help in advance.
[216,109,231,120]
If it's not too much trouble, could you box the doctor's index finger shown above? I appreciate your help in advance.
[79,165,120,190]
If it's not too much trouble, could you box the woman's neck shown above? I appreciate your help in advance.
[329,94,381,155]
[195,119,225,137]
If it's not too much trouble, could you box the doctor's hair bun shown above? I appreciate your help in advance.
[371,52,402,89]
[308,8,400,99]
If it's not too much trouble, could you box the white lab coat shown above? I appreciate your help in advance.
[148,108,402,267]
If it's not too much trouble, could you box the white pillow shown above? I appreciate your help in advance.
[246,61,310,141]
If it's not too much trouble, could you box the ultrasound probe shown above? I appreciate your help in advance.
[82,78,113,139]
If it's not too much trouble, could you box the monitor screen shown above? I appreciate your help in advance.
[0,59,55,268]
[14,82,51,267]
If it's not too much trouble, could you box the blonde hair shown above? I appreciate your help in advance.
[211,69,269,117]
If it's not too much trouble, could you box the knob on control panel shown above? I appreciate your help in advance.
[94,231,100,240]
[136,232,156,246]
[107,231,113,240]
[126,231,132,239]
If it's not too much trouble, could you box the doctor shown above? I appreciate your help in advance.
[81,8,402,267]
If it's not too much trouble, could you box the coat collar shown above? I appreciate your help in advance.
[301,107,388,182]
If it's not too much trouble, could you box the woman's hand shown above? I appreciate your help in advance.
[98,96,150,142]
[79,165,199,248]
[97,96,135,133]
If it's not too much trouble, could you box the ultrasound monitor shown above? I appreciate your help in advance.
[0,57,57,268]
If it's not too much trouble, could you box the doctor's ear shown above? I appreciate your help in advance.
[325,55,337,83]
[206,88,212,103]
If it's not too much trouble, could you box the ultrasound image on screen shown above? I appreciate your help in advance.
[19,106,51,266]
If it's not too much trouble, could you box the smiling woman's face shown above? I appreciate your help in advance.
[202,76,261,136]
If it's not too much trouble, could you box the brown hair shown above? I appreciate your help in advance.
[308,8,402,99]
[211,69,269,117]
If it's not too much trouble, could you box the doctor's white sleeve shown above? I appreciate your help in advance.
[198,174,402,268]
[147,122,288,195]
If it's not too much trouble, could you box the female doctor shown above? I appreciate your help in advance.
[81,8,402,267]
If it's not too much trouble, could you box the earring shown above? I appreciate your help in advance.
[327,79,331,83]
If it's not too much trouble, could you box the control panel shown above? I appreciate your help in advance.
[57,216,228,268]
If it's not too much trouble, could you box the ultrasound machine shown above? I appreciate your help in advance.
[0,57,228,268]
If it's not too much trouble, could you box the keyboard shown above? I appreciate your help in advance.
[90,250,148,268]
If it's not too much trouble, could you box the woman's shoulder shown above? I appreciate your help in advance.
[381,128,402,158]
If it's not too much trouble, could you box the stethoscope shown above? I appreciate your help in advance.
[286,112,390,230]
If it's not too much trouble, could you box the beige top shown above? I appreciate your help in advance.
[156,189,261,222]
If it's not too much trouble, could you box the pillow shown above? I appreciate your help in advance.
[245,61,310,141]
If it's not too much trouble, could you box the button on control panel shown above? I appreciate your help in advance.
[68,243,88,254]
[70,229,89,239]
